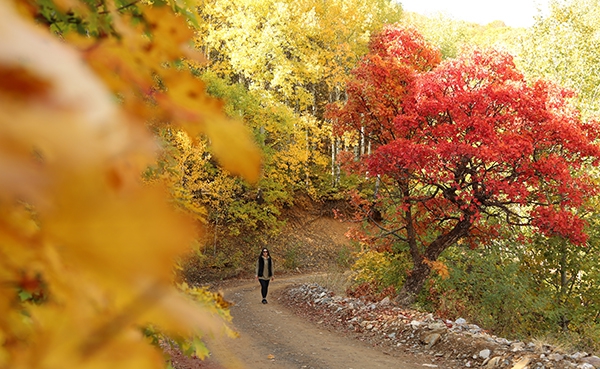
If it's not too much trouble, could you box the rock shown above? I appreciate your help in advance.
[479,349,491,359]
[572,352,589,360]
[421,333,441,349]
[316,297,333,304]
[486,356,503,368]
[469,324,482,334]
[582,356,600,368]
[283,283,596,369]
[496,338,511,345]
[511,342,526,352]
[578,364,595,369]
[427,322,447,333]
[548,353,564,361]
[410,320,422,329]
[512,357,531,369]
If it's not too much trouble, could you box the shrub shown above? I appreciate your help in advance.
[346,249,411,300]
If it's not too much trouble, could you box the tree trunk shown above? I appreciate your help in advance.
[397,216,474,306]
[397,258,430,306]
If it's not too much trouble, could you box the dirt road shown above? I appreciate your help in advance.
[199,275,439,369]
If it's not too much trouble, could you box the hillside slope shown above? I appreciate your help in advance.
[268,197,355,272]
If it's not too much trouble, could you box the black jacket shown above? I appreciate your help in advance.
[256,256,273,279]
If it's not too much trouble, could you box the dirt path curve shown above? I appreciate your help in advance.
[201,274,437,369]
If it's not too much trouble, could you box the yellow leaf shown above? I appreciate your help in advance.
[204,118,262,183]
[156,72,262,183]
[424,259,450,280]
[140,285,230,337]
[193,337,210,360]
[142,6,196,61]
[43,177,196,294]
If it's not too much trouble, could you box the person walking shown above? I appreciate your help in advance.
[255,248,274,304]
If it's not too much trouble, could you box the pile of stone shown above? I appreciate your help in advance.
[283,283,600,369]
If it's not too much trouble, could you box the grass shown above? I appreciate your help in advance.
[308,268,352,296]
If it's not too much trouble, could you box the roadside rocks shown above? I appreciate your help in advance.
[282,283,600,369]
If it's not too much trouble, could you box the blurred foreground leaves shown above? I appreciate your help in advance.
[0,0,260,368]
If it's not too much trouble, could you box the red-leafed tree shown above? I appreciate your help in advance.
[328,25,600,305]
[329,26,441,147]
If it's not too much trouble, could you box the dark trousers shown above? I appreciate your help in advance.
[259,278,270,299]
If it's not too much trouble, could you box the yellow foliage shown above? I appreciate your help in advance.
[69,4,262,183]
[424,259,450,280]
[350,249,391,285]
[203,117,262,183]
[0,0,257,368]
[195,0,403,110]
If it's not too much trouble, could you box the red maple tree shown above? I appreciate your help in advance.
[328,25,600,304]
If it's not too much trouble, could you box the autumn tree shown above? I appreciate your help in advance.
[196,0,403,115]
[403,11,525,59]
[519,0,600,119]
[147,71,334,261]
[328,25,600,304]
[192,0,406,191]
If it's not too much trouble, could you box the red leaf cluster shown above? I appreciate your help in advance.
[329,25,600,247]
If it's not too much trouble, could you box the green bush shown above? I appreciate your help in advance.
[335,245,355,269]
[282,244,301,270]
[418,235,600,354]
[420,244,555,339]
[347,248,411,299]
[349,249,392,287]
